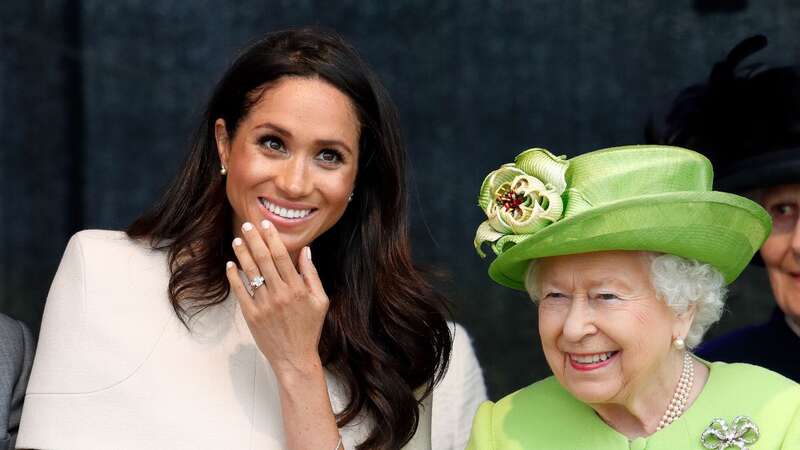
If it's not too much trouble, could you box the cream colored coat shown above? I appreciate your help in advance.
[17,230,434,450]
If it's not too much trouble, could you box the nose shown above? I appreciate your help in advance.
[275,156,313,198]
[561,298,597,342]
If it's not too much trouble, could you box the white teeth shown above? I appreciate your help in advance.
[260,198,312,219]
[572,352,614,364]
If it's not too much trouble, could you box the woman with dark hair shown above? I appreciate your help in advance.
[17,28,454,450]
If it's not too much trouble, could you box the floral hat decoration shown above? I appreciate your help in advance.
[474,145,772,291]
[475,148,569,258]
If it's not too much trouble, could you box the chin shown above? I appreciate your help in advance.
[562,379,617,404]
[781,302,800,321]
[775,287,800,317]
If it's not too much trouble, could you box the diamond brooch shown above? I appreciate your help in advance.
[700,416,759,449]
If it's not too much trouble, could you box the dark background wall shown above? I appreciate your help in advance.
[1,0,795,400]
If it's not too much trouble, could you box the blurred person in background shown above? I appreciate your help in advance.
[0,313,33,449]
[651,35,800,381]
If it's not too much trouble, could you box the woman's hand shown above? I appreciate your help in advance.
[226,219,329,380]
[226,220,344,450]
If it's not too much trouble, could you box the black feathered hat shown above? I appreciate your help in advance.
[651,35,800,193]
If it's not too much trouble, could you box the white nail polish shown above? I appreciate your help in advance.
[226,261,234,269]
[261,220,271,229]
[242,222,253,231]
[305,247,312,261]
[233,238,243,246]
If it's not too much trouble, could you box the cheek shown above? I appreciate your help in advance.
[538,308,564,350]
[538,312,565,375]
[317,171,356,205]
[607,305,666,351]
[766,264,799,316]
[226,169,268,214]
[227,151,273,191]
[627,308,652,330]
[760,233,790,267]
[227,166,257,194]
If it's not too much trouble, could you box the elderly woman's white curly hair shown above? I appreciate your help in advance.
[525,252,727,348]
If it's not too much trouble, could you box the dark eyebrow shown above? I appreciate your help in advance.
[254,122,293,138]
[316,139,355,156]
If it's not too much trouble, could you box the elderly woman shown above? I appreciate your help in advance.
[468,146,800,449]
[652,35,800,381]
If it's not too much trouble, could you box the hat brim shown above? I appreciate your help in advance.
[488,191,771,290]
[716,149,800,193]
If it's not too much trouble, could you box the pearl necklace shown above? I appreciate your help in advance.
[656,352,694,431]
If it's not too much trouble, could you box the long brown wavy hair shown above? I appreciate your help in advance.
[127,27,451,449]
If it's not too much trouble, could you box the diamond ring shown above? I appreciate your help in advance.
[249,275,266,290]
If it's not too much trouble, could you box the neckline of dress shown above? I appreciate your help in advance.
[593,357,715,443]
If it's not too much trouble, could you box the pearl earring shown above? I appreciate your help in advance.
[220,166,227,176]
[347,193,353,203]
[673,337,686,350]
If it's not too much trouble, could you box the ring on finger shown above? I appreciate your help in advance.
[249,275,266,290]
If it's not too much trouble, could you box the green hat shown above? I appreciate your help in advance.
[474,145,771,290]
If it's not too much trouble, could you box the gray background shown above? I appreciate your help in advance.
[0,0,792,399]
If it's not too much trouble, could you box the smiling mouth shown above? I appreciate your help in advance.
[259,197,316,220]
[568,351,619,370]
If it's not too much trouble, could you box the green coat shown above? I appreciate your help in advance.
[467,362,800,450]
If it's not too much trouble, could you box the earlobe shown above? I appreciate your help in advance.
[214,118,230,167]
[673,304,697,342]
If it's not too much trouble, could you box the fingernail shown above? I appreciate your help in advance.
[233,238,243,246]
[261,219,271,229]
[242,222,253,231]
[305,246,312,261]
[226,261,234,269]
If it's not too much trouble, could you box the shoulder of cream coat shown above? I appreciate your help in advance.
[24,229,434,449]
[405,390,433,450]
[432,322,487,450]
[26,229,174,395]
